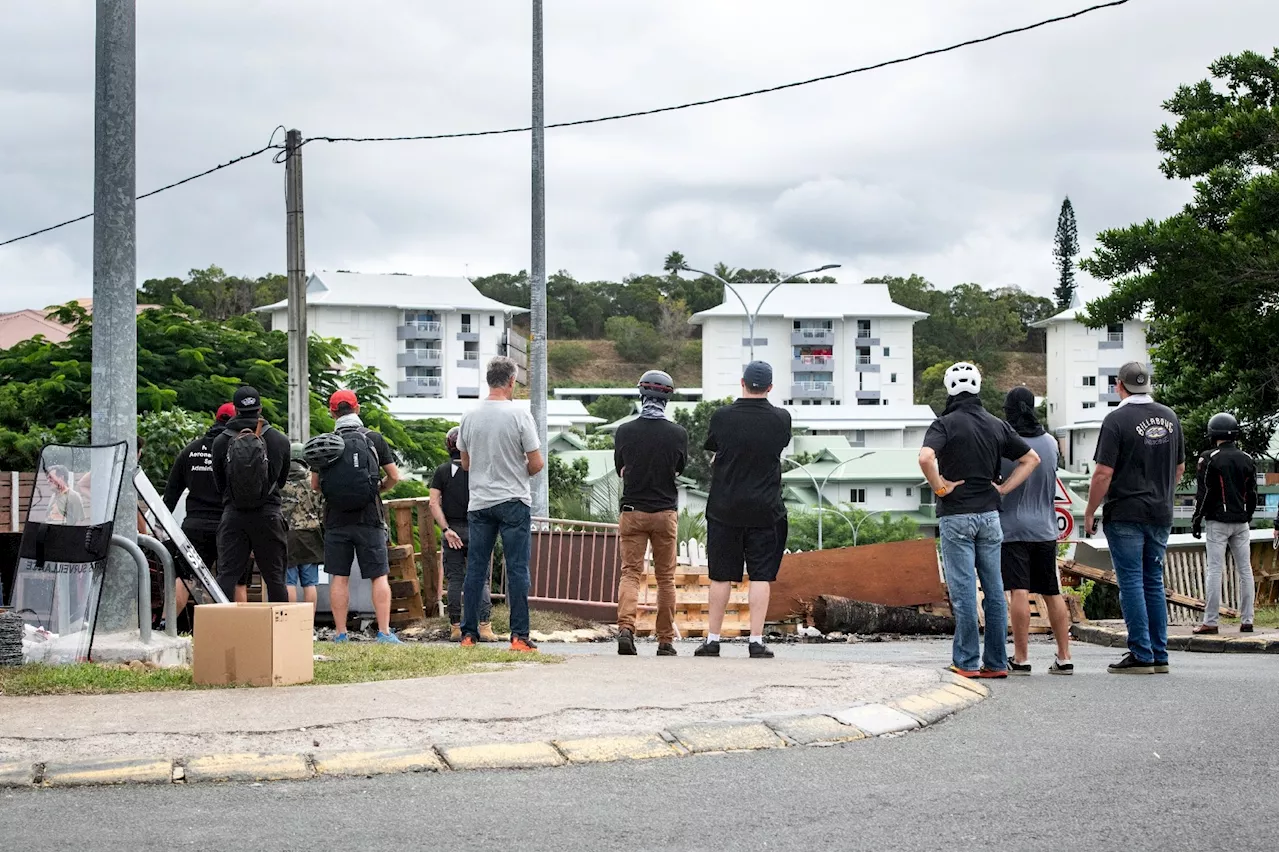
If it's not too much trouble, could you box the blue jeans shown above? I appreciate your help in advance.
[463,500,531,640]
[286,564,320,588]
[1104,522,1170,663]
[938,511,1007,672]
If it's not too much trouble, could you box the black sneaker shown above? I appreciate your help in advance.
[693,639,720,657]
[748,641,774,659]
[656,642,677,656]
[1107,653,1155,675]
[617,628,637,656]
[1048,660,1074,676]
[1153,660,1170,674]
[1241,623,1254,633]
[1009,660,1032,676]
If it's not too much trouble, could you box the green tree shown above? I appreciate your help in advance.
[918,361,1010,416]
[1080,49,1279,463]
[605,316,663,362]
[1052,197,1080,309]
[671,398,732,489]
[138,265,287,322]
[548,454,590,503]
[588,395,634,425]
[784,507,919,551]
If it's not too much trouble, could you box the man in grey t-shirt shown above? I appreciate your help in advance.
[457,356,545,651]
[999,387,1072,675]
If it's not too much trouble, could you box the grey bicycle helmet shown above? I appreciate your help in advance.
[303,432,345,469]
[638,369,675,401]
[445,426,460,454]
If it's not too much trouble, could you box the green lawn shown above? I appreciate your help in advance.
[1222,605,1278,628]
[0,643,559,697]
[415,604,604,636]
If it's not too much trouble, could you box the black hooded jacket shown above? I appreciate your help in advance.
[163,424,228,529]
[210,413,292,512]
[1193,442,1257,525]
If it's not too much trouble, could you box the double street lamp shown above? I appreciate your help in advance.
[676,262,841,361]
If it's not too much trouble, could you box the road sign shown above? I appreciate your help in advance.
[1054,477,1074,505]
[1056,506,1074,542]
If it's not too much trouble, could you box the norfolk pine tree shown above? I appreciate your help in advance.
[1053,197,1079,309]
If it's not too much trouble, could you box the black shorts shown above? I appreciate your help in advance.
[324,525,390,580]
[707,517,788,583]
[1001,541,1061,596]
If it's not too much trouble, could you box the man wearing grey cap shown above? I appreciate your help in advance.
[1085,362,1184,675]
[695,361,792,659]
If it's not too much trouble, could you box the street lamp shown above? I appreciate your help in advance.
[781,453,871,549]
[677,262,841,361]
[852,510,891,547]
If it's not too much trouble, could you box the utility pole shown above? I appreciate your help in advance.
[529,0,549,517]
[91,0,138,634]
[284,129,309,443]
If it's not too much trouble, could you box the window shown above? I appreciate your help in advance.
[1082,401,1096,410]
[1107,323,1124,343]
[856,319,871,338]
[906,487,913,497]
[857,347,871,365]
[489,315,496,327]
[850,488,866,504]
[890,373,897,384]
[1108,401,1120,407]
[1082,376,1096,387]
[857,399,878,406]
[884,487,893,497]
[883,347,890,357]
[461,313,473,333]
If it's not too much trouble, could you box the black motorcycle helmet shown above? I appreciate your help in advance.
[1207,412,1240,441]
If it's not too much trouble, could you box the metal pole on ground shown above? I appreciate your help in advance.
[285,128,310,442]
[92,0,139,633]
[529,0,549,517]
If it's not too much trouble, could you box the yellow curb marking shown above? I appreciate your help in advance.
[312,748,443,777]
[767,714,866,745]
[938,683,982,703]
[921,687,970,710]
[554,734,679,764]
[946,673,991,696]
[184,753,312,783]
[0,762,35,787]
[42,757,173,787]
[440,741,565,771]
[891,693,949,719]
[671,721,786,754]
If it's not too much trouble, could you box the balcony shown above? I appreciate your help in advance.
[1099,329,1125,350]
[855,353,872,366]
[396,377,444,397]
[397,321,443,341]
[457,351,481,370]
[397,349,442,368]
[457,323,479,343]
[791,328,834,346]
[792,354,835,370]
[791,381,835,400]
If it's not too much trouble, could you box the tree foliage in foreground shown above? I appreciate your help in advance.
[1081,49,1279,464]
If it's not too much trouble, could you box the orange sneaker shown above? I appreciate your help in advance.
[947,664,981,679]
[461,635,476,648]
[510,636,539,653]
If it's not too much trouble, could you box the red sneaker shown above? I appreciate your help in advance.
[947,664,981,679]
[977,667,1008,679]
[510,636,539,653]
[461,635,476,648]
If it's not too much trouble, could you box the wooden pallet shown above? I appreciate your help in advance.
[634,568,752,638]
[927,592,1059,634]
[387,543,426,628]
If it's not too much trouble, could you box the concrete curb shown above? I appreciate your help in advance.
[1070,624,1278,655]
[0,671,988,789]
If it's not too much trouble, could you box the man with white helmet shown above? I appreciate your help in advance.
[430,426,496,642]
[919,362,1041,679]
[613,370,688,656]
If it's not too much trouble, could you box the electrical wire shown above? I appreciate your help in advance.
[306,0,1130,146]
[0,0,1130,248]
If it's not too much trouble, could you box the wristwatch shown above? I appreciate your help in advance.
[934,486,948,497]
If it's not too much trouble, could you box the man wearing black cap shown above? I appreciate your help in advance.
[1085,362,1184,675]
[211,386,292,603]
[695,361,792,659]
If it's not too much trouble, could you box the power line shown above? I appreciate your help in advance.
[307,0,1130,146]
[0,143,281,248]
[0,1,1130,248]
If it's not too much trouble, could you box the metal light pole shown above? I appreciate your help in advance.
[677,263,840,361]
[815,453,871,549]
[528,0,549,517]
[852,510,888,547]
[92,0,138,633]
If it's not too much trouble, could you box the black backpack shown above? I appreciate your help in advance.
[226,419,273,510]
[319,427,383,512]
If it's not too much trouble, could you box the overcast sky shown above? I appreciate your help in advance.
[0,0,1275,312]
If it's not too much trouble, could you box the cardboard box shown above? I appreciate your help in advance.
[193,602,314,687]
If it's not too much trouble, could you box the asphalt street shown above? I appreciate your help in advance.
[2,639,1276,852]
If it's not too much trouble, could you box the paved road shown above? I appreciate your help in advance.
[2,640,1276,852]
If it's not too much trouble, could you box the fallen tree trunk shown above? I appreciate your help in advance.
[812,595,955,635]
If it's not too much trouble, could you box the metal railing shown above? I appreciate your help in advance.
[1106,331,1124,342]
[460,323,475,334]
[461,351,479,360]
[406,320,442,332]
[856,354,872,365]
[794,354,834,367]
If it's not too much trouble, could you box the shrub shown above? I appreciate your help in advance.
[605,316,663,363]
[548,341,594,375]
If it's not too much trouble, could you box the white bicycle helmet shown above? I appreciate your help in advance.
[943,361,982,397]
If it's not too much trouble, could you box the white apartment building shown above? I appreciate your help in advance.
[689,281,925,408]
[1032,299,1150,473]
[257,271,526,401]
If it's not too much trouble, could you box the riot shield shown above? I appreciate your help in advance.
[11,443,128,664]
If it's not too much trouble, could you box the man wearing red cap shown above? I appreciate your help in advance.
[311,389,402,642]
[163,403,236,616]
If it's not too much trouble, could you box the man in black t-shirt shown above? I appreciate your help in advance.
[163,402,233,613]
[695,361,792,660]
[311,390,402,643]
[919,362,1040,679]
[613,370,688,657]
[1085,362,1184,675]
[430,427,494,642]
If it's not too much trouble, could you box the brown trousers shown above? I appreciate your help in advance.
[616,509,678,642]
